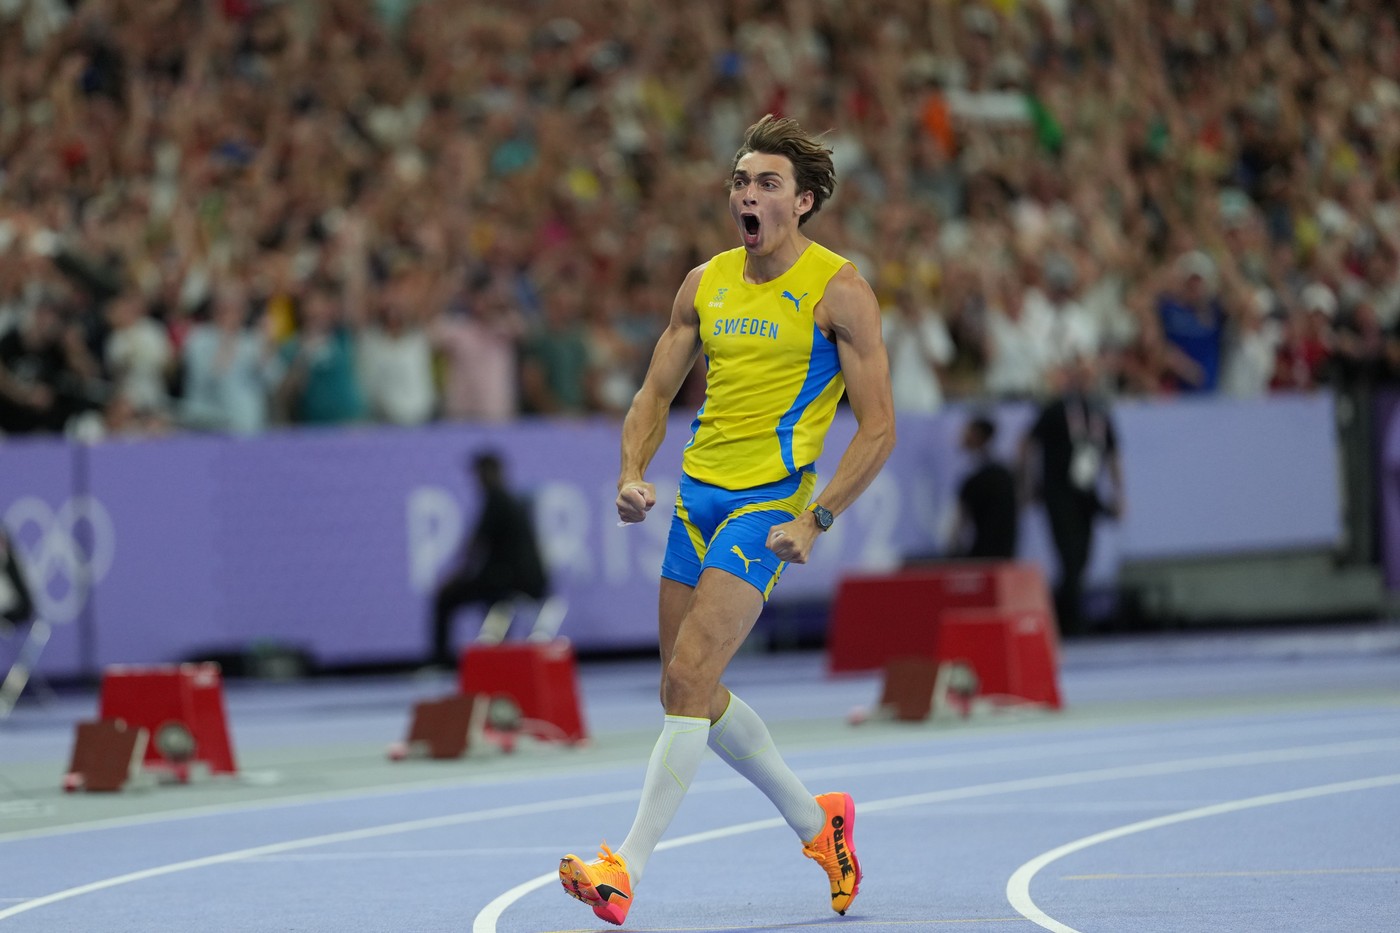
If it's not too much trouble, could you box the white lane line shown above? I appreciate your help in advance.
[1005,773,1400,933]
[1064,867,1400,880]
[5,737,1398,926]
[469,738,1400,933]
[534,917,1028,931]
[248,847,567,861]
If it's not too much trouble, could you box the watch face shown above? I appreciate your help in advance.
[813,505,834,529]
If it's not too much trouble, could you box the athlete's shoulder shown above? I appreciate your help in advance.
[824,259,876,302]
[815,261,880,332]
[803,241,857,276]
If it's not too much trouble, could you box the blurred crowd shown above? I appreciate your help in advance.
[2,0,1400,440]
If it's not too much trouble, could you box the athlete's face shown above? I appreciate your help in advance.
[729,152,813,254]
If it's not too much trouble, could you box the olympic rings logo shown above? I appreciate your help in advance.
[3,496,115,625]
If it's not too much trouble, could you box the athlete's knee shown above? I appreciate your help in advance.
[661,657,716,716]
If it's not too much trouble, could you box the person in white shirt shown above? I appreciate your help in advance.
[1030,252,1101,373]
[881,286,955,414]
[104,291,173,416]
[358,272,436,426]
[1220,288,1282,398]
[179,280,279,435]
[983,275,1055,398]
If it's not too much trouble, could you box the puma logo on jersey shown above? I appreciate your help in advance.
[781,290,809,313]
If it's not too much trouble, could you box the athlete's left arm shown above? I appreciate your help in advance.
[766,265,895,564]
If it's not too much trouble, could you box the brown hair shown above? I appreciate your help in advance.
[730,114,836,226]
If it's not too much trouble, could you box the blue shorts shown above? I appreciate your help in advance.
[659,470,818,600]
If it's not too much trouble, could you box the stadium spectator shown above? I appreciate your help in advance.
[581,289,645,416]
[103,290,174,420]
[1333,299,1395,390]
[1115,300,1200,397]
[274,281,367,426]
[1219,288,1284,398]
[883,284,956,414]
[179,280,277,435]
[982,270,1054,399]
[1033,252,1103,373]
[520,282,590,416]
[432,277,528,422]
[1271,283,1337,391]
[0,300,104,436]
[358,269,438,426]
[1156,250,1231,394]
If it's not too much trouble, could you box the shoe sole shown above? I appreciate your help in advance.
[559,855,628,926]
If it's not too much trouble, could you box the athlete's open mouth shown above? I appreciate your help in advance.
[742,213,760,236]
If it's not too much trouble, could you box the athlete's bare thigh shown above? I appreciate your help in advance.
[658,577,694,672]
[658,568,763,720]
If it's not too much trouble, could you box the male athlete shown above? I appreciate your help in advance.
[558,114,895,924]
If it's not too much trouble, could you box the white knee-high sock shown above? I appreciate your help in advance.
[708,693,824,842]
[615,714,709,884]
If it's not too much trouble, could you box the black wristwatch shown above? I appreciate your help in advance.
[809,503,834,531]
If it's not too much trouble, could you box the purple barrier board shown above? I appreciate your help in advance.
[0,438,88,678]
[0,393,1345,679]
[1114,393,1342,559]
[1377,389,1400,589]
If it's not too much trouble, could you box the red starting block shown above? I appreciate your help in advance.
[830,562,1063,716]
[459,640,587,745]
[390,693,478,761]
[936,607,1062,709]
[98,662,238,780]
[64,719,150,792]
[827,562,1052,674]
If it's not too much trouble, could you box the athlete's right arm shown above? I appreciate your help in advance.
[616,264,705,523]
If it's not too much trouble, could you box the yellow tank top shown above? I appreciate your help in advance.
[682,242,851,489]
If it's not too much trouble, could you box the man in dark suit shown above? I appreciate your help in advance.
[950,414,1019,560]
[427,452,548,668]
[1020,359,1124,636]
